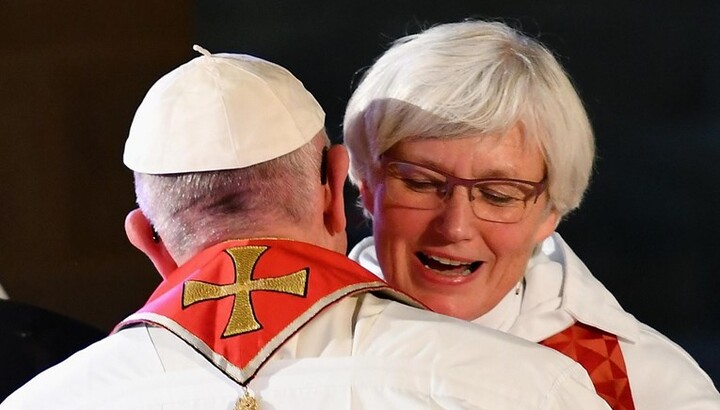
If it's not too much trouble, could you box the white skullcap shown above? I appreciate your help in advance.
[123,45,325,174]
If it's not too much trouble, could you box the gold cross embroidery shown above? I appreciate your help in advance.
[182,245,309,337]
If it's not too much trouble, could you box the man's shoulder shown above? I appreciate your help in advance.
[1,326,238,409]
[358,296,574,369]
[367,295,577,365]
[619,322,720,407]
[1,327,153,408]
[349,295,608,408]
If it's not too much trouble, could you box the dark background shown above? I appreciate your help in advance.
[1,1,718,384]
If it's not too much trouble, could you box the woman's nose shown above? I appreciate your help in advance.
[433,186,475,242]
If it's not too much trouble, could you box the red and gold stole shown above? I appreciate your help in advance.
[541,322,636,410]
[114,238,419,385]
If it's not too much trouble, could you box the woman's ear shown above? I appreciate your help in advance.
[534,208,560,244]
[358,180,375,217]
[124,208,177,279]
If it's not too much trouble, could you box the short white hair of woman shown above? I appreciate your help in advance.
[343,20,594,218]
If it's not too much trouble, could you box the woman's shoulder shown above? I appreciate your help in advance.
[620,322,720,407]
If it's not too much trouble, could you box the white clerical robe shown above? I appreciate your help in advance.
[1,293,610,409]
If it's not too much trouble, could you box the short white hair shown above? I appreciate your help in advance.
[343,20,594,217]
[135,132,329,261]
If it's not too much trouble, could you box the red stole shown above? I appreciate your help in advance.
[541,322,636,410]
[114,238,420,385]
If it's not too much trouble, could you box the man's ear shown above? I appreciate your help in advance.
[124,208,177,279]
[323,144,349,234]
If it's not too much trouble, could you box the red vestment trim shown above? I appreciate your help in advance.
[541,322,636,410]
[114,238,420,385]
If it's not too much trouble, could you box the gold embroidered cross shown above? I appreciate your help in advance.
[183,245,308,337]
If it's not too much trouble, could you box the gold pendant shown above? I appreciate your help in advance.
[235,388,259,410]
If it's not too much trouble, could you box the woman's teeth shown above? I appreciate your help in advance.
[417,253,481,276]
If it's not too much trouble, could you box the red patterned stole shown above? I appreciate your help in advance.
[114,238,420,385]
[541,322,635,410]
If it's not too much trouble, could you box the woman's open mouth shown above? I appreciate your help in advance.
[416,252,482,276]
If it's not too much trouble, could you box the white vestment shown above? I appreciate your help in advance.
[350,232,720,409]
[1,293,610,409]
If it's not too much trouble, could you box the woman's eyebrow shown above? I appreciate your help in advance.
[414,156,521,179]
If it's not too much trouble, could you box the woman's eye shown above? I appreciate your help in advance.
[478,186,523,206]
[403,178,443,192]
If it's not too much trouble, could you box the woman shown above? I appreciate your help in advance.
[343,20,719,410]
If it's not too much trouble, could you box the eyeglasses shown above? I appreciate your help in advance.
[380,156,547,223]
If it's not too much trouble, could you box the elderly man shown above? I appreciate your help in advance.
[1,46,610,409]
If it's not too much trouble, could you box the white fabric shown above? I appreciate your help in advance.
[0,283,8,299]
[123,47,325,174]
[349,233,720,409]
[1,294,611,409]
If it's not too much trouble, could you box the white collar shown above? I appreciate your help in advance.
[505,233,640,342]
[545,233,641,342]
[348,233,641,343]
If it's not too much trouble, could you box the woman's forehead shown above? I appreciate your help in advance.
[392,124,539,154]
[386,131,545,178]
